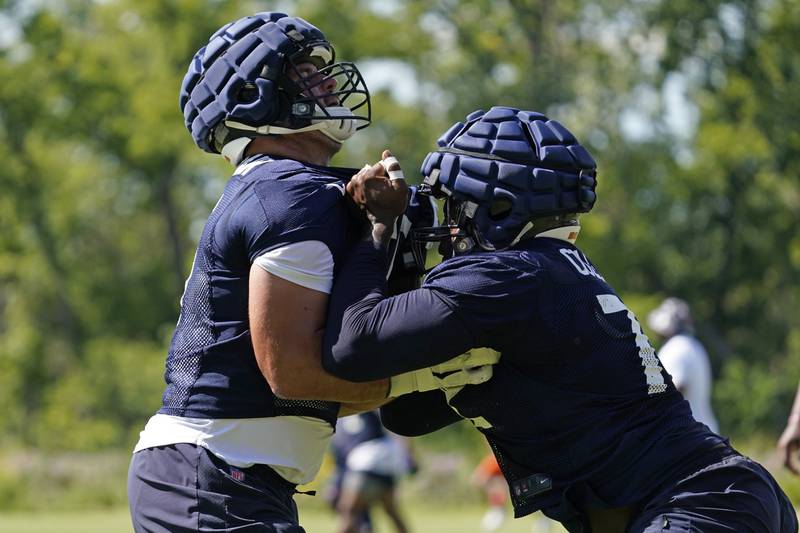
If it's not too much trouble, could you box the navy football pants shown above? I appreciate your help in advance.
[128,443,305,532]
[628,453,798,532]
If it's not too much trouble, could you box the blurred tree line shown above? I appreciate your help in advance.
[0,0,798,453]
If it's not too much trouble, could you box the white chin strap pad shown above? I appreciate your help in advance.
[221,137,253,166]
[313,106,358,143]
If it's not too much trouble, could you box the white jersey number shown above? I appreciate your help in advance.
[596,294,667,395]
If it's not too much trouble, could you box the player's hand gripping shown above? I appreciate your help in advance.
[348,150,409,244]
[388,349,501,398]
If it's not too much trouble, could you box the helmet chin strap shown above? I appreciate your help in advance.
[221,137,253,166]
[508,222,535,248]
[224,105,358,149]
[311,106,358,142]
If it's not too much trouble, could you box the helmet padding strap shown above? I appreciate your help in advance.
[221,137,253,166]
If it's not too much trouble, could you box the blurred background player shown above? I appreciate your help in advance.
[328,411,414,533]
[647,297,719,433]
[471,453,507,531]
[472,451,557,532]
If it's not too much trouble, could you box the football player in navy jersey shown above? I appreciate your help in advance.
[322,106,798,532]
[329,411,413,533]
[128,12,495,533]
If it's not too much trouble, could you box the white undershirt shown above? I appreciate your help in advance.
[133,240,336,484]
[657,334,719,433]
[253,240,334,293]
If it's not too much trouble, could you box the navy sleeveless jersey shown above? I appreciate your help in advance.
[159,156,361,425]
[322,236,727,518]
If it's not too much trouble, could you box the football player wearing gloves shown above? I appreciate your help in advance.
[128,13,491,533]
[321,106,797,533]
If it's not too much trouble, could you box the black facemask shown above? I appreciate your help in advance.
[410,196,476,271]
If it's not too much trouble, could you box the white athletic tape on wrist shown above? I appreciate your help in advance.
[381,156,405,181]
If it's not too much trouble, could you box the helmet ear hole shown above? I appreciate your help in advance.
[488,198,513,220]
[237,83,259,103]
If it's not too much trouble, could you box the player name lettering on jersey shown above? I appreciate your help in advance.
[559,248,605,280]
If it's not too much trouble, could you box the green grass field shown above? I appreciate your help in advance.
[0,504,566,533]
[0,444,795,532]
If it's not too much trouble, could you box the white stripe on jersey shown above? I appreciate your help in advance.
[327,182,345,196]
[235,155,273,176]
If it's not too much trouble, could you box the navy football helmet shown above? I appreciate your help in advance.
[412,106,597,266]
[180,12,370,159]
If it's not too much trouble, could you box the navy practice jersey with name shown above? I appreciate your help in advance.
[159,155,362,426]
[322,236,727,521]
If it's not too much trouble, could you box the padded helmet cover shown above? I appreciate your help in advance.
[419,106,598,251]
[180,12,369,153]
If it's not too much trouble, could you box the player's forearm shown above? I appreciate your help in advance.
[276,370,389,402]
[322,242,475,381]
[249,264,390,403]
[263,329,390,402]
[324,293,469,380]
[321,239,391,381]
